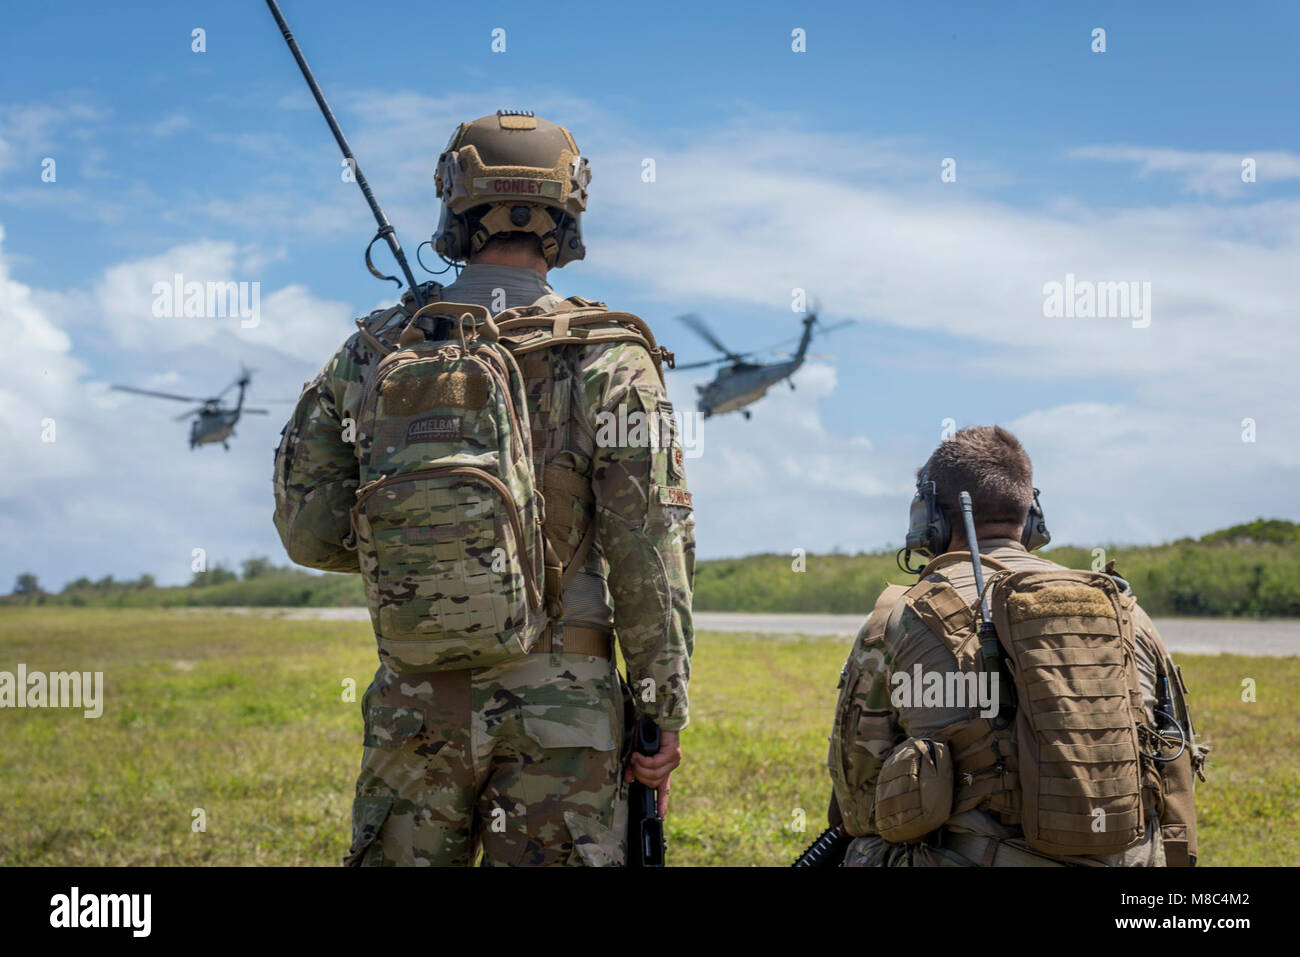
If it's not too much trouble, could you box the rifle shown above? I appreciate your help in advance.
[264,0,425,310]
[626,718,666,867]
[791,824,852,868]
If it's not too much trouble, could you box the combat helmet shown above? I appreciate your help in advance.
[433,111,591,268]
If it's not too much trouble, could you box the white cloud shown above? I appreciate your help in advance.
[1068,145,1300,197]
[147,112,192,137]
[0,223,94,493]
[0,225,350,589]
[0,102,108,173]
[39,239,356,366]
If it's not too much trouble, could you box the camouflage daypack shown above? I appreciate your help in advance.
[349,301,546,671]
[349,296,671,673]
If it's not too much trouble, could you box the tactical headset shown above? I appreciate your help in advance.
[900,466,1050,573]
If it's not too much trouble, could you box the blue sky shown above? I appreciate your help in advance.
[2,1,1298,588]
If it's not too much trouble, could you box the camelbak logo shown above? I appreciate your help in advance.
[407,416,462,442]
[473,177,563,199]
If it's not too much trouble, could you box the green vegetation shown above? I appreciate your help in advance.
[7,519,1300,617]
[695,519,1300,617]
[0,608,1292,865]
[3,560,365,610]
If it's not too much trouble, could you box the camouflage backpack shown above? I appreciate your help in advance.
[831,557,1152,858]
[349,296,671,673]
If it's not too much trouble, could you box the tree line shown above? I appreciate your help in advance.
[7,519,1300,618]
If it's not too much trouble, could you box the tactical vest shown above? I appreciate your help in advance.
[830,552,1157,858]
[348,289,671,673]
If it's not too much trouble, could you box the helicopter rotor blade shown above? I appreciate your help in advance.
[217,365,257,400]
[677,313,740,359]
[112,384,205,403]
[172,406,207,421]
[672,357,734,371]
[813,319,856,336]
[241,408,270,415]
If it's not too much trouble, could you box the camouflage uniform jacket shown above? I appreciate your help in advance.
[273,279,695,731]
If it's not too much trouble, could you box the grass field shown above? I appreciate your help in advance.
[0,608,1295,866]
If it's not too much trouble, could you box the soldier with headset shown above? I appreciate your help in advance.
[274,111,695,866]
[824,426,1207,866]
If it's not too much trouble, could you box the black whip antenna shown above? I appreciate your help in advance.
[264,0,424,309]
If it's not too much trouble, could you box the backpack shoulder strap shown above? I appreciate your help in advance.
[495,303,675,384]
[560,295,607,309]
[918,551,1012,579]
[901,577,981,669]
[861,583,909,645]
[353,281,445,357]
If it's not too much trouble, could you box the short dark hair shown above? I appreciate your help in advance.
[921,426,1034,524]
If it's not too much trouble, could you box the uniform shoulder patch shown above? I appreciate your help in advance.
[652,485,692,509]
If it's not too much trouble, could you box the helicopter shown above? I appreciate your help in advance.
[674,311,853,419]
[111,366,280,450]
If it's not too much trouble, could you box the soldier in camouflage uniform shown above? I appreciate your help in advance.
[827,427,1206,867]
[273,112,694,866]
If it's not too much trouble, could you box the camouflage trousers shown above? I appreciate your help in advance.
[345,651,628,866]
[842,835,971,867]
[842,816,1166,867]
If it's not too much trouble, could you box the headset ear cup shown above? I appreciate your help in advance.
[552,213,585,267]
[906,477,950,559]
[434,210,469,262]
[932,505,950,555]
[1022,489,1051,550]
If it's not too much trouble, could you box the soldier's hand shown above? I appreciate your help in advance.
[625,729,681,817]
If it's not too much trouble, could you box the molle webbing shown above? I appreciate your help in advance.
[945,718,1020,817]
[903,574,1022,821]
[541,464,594,559]
[904,580,980,670]
[991,570,1146,857]
[539,463,598,619]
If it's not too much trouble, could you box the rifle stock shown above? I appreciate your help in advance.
[792,824,851,868]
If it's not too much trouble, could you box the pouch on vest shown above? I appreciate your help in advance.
[873,737,953,844]
[989,570,1146,857]
[351,303,547,672]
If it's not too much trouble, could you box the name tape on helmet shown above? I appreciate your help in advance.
[472,177,563,200]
